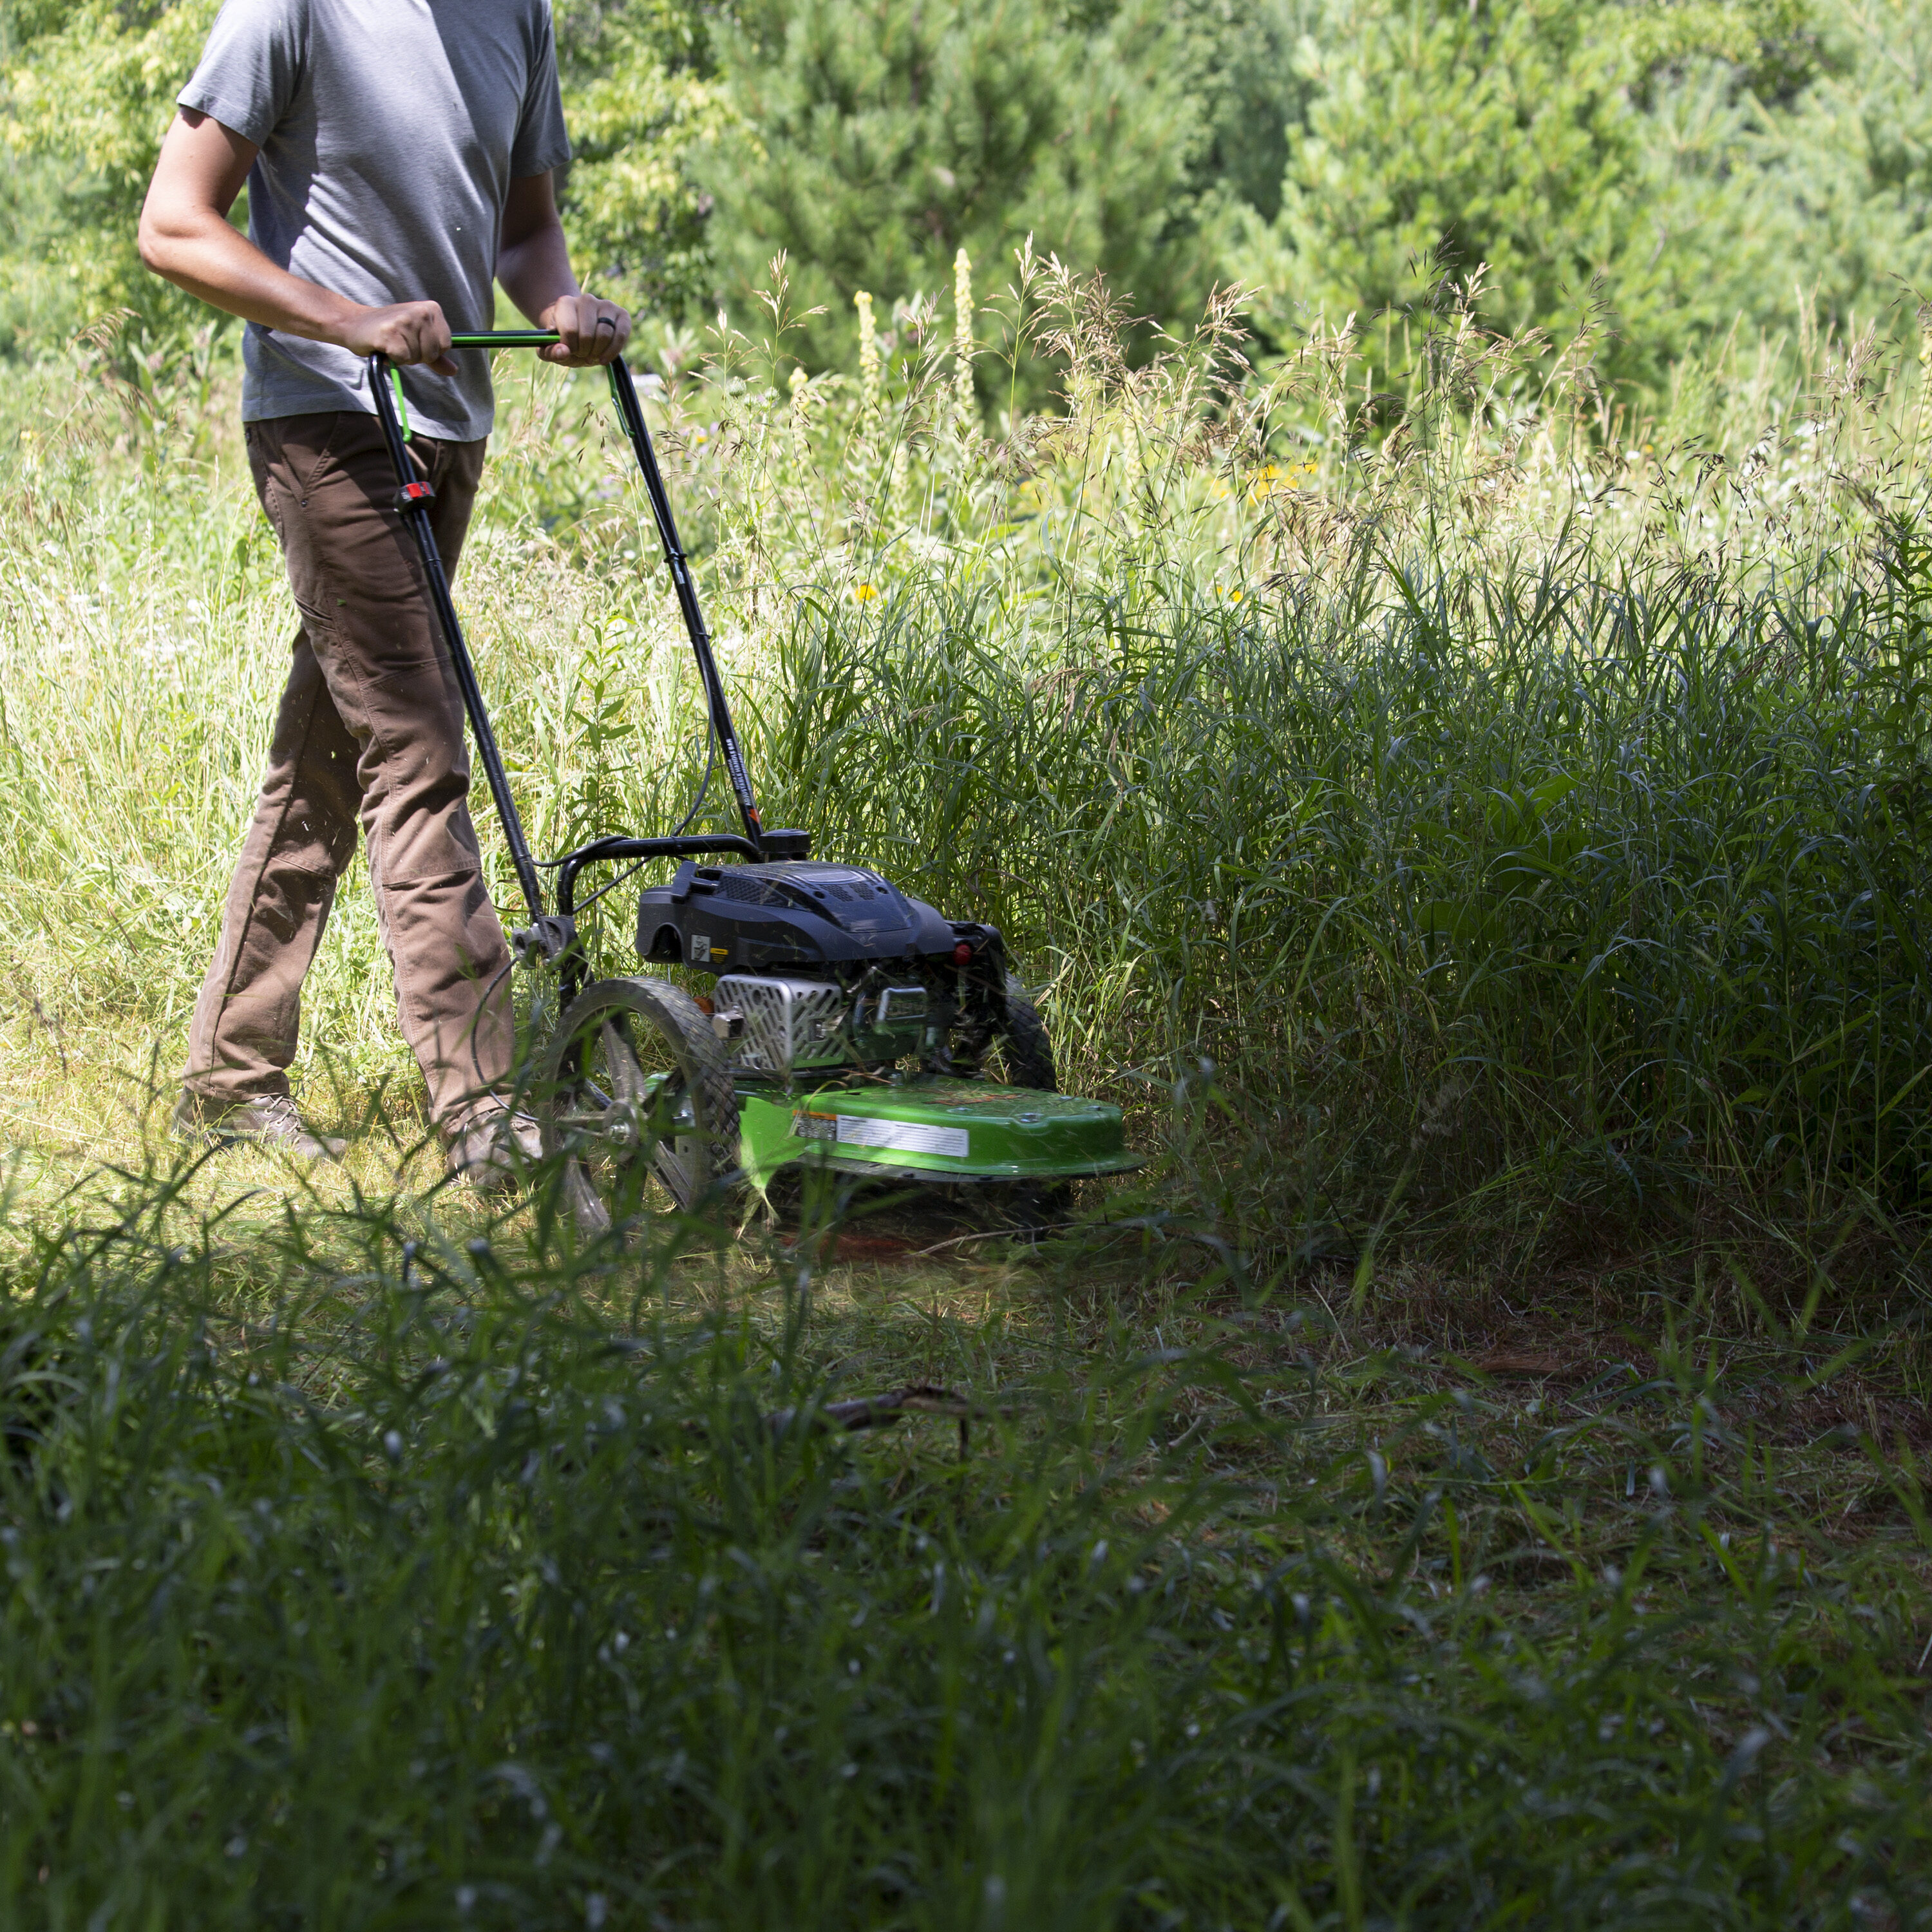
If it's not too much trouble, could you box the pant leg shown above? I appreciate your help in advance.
[182,609,361,1105]
[184,411,512,1128]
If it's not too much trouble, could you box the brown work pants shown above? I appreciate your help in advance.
[183,411,511,1130]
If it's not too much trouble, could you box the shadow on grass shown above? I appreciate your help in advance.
[0,1148,1922,1927]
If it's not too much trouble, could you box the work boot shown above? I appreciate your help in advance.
[175,1092,347,1163]
[446,1102,544,1194]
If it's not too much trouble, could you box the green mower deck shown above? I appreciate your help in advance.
[739,1077,1141,1189]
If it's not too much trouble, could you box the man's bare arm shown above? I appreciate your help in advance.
[138,109,457,370]
[498,171,632,368]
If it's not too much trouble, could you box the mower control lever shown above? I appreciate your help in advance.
[510,914,578,967]
[553,833,764,923]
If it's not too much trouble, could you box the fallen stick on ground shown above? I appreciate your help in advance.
[765,1383,1018,1454]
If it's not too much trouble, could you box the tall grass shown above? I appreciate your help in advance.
[2,272,1932,1921]
[2,270,1929,1265]
[0,1165,1926,1926]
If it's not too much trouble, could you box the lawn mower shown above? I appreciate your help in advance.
[369,332,1139,1235]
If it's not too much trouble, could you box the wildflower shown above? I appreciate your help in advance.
[854,582,879,602]
[854,290,880,419]
[1246,459,1318,503]
[953,247,974,430]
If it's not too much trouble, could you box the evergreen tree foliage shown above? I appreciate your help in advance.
[696,0,1236,384]
[1736,0,1932,332]
[1,0,1930,401]
[1226,0,1830,385]
[1171,0,1325,226]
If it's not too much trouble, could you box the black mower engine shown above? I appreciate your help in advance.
[634,856,1010,1078]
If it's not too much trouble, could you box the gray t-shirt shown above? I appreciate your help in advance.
[180,0,571,440]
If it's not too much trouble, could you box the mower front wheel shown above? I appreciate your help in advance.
[536,974,739,1239]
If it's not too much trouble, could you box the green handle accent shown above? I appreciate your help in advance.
[389,366,412,439]
[447,330,560,348]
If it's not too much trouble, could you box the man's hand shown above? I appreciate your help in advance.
[499,173,633,367]
[341,301,457,375]
[539,293,632,367]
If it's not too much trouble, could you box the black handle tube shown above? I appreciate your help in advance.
[603,357,765,855]
[554,833,761,918]
[366,356,547,923]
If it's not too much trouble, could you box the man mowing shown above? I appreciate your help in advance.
[138,0,630,1186]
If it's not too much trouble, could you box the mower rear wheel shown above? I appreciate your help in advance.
[981,974,1056,1091]
[537,974,739,1238]
[981,977,1065,1228]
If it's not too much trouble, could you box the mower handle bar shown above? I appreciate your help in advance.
[553,833,761,920]
[447,330,559,348]
[366,341,768,938]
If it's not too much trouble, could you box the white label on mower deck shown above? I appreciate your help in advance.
[791,1112,969,1159]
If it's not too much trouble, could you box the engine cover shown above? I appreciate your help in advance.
[636,859,969,974]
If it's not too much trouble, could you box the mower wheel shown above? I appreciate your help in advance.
[537,974,739,1238]
[987,974,1056,1091]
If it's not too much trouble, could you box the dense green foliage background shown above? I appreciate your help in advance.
[3,0,1929,387]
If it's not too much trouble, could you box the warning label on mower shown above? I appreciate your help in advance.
[790,1111,969,1160]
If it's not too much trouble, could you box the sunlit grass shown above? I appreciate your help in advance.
[1,281,1931,1919]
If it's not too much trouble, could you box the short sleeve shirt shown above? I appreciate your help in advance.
[180,0,571,439]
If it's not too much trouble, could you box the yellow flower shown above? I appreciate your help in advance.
[854,582,879,602]
[1247,460,1316,503]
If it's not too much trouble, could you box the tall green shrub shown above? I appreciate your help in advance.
[553,0,741,319]
[1227,0,1826,386]
[696,0,1233,388]
[0,0,221,352]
